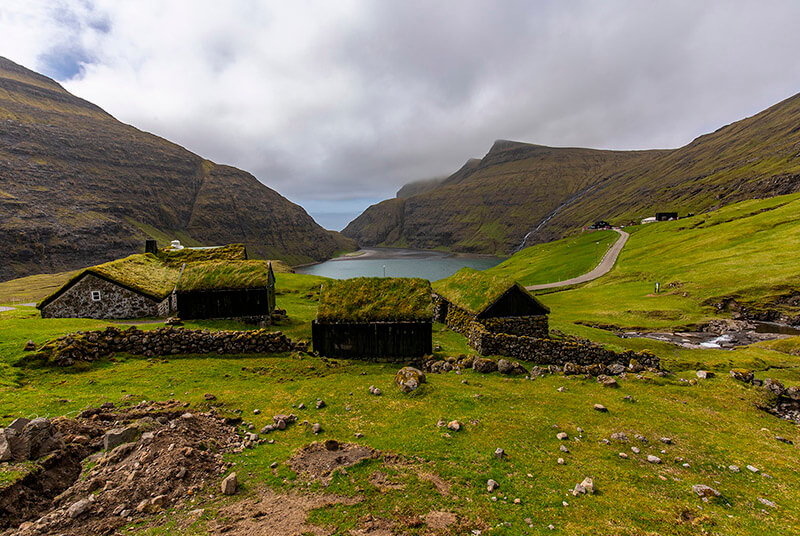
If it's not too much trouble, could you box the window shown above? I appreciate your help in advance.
[91,291,101,301]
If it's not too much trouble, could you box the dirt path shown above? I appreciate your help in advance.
[526,229,629,291]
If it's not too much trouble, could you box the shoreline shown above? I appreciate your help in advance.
[292,247,505,270]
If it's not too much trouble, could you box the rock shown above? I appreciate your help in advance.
[472,358,498,374]
[315,399,326,409]
[0,431,10,462]
[597,375,618,388]
[776,436,793,445]
[312,423,323,434]
[494,448,506,459]
[660,437,672,444]
[369,385,382,396]
[497,359,528,375]
[556,386,566,392]
[253,409,260,415]
[557,457,565,465]
[221,472,238,495]
[23,340,37,351]
[635,434,648,443]
[619,452,628,459]
[786,386,800,401]
[204,393,217,401]
[763,378,786,396]
[298,403,306,409]
[4,429,30,462]
[395,367,427,393]
[696,370,714,379]
[7,417,30,434]
[729,369,753,383]
[559,445,569,453]
[23,418,64,459]
[67,498,92,518]
[729,465,740,473]
[647,455,662,464]
[692,484,721,498]
[580,477,594,494]
[556,432,568,440]
[758,497,777,509]
[104,426,138,451]
[609,363,626,375]
[746,465,759,473]
[631,447,640,454]
[447,420,461,432]
[628,359,644,373]
[487,479,499,492]
[610,432,628,442]
[593,404,608,412]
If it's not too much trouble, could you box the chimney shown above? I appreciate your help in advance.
[145,239,158,254]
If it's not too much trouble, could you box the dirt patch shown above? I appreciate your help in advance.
[289,441,379,484]
[418,472,451,496]
[369,470,405,491]
[349,515,395,536]
[208,488,359,536]
[424,510,457,530]
[2,401,242,536]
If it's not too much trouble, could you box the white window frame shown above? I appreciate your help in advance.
[91,290,101,301]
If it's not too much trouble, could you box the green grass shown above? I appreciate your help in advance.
[433,267,543,316]
[316,277,433,323]
[487,230,618,286]
[157,244,248,265]
[177,260,288,291]
[0,270,76,304]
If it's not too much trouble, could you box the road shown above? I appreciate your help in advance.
[525,229,629,291]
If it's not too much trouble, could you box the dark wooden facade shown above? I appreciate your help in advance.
[312,321,432,360]
[176,288,274,320]
[478,285,550,319]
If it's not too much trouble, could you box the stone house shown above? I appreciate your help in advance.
[312,277,433,360]
[432,268,550,340]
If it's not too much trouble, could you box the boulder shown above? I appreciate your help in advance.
[104,426,138,451]
[0,430,11,462]
[786,386,800,401]
[472,358,498,374]
[67,498,92,518]
[730,369,753,383]
[647,455,662,464]
[23,340,37,352]
[447,420,461,432]
[221,472,238,495]
[628,359,644,373]
[597,375,618,388]
[23,418,64,459]
[692,484,721,498]
[563,362,580,375]
[609,363,627,375]
[312,423,323,434]
[696,370,714,379]
[7,417,30,434]
[763,378,786,396]
[395,367,427,393]
[487,479,499,492]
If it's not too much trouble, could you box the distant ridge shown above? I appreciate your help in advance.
[343,94,800,254]
[0,57,354,281]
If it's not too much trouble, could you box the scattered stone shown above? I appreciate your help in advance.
[729,465,740,473]
[758,497,777,509]
[556,387,566,392]
[556,432,568,440]
[104,426,138,451]
[631,447,640,454]
[634,434,648,443]
[204,393,217,401]
[221,472,238,495]
[494,448,506,459]
[23,340,37,352]
[597,375,618,388]
[696,370,714,379]
[67,498,92,519]
[316,400,326,409]
[472,358,498,374]
[487,479,499,492]
[776,436,793,445]
[369,385,382,396]
[730,369,754,383]
[609,363,626,375]
[593,404,608,412]
[447,420,461,432]
[497,359,528,375]
[692,484,721,498]
[647,455,662,464]
[660,437,672,445]
[557,458,565,465]
[270,462,278,469]
[559,445,569,453]
[610,432,628,442]
[619,452,628,459]
[622,395,634,402]
[573,477,594,496]
[746,465,759,473]
[298,402,305,409]
[7,417,30,434]
[395,366,427,392]
[312,423,323,434]
[253,409,260,415]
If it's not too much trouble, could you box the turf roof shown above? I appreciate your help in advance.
[316,277,433,323]
[432,267,547,316]
[178,260,280,291]
[157,243,247,265]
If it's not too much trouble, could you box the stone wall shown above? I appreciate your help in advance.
[432,294,448,323]
[35,326,298,366]
[481,315,548,338]
[468,321,660,369]
[443,303,477,335]
[41,274,170,320]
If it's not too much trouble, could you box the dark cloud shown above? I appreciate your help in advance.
[3,1,800,229]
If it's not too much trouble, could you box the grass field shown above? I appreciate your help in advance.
[1,196,800,534]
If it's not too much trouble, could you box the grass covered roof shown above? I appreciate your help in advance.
[157,243,248,265]
[432,267,547,315]
[316,277,433,323]
[178,260,287,291]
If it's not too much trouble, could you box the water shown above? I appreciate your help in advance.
[296,248,504,281]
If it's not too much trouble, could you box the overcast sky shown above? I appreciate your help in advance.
[2,1,800,229]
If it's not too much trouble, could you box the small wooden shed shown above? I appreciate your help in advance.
[312,277,433,360]
[432,268,550,338]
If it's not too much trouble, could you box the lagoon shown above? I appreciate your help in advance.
[295,248,504,281]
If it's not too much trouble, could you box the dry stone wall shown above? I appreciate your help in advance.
[468,321,660,369]
[481,315,548,338]
[35,326,298,366]
[40,274,169,319]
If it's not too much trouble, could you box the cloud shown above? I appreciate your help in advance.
[2,0,800,227]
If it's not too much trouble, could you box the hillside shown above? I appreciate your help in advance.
[0,57,353,281]
[344,93,800,254]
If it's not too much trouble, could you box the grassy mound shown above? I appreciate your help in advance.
[316,277,432,323]
[433,268,535,315]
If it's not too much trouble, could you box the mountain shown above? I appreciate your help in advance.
[343,93,800,254]
[0,57,353,281]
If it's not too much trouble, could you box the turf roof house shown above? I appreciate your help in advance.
[38,243,278,321]
[432,268,550,340]
[312,277,433,360]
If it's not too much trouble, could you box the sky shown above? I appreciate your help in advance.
[2,1,800,230]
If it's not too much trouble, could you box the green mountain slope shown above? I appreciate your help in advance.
[344,94,800,254]
[0,57,353,281]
